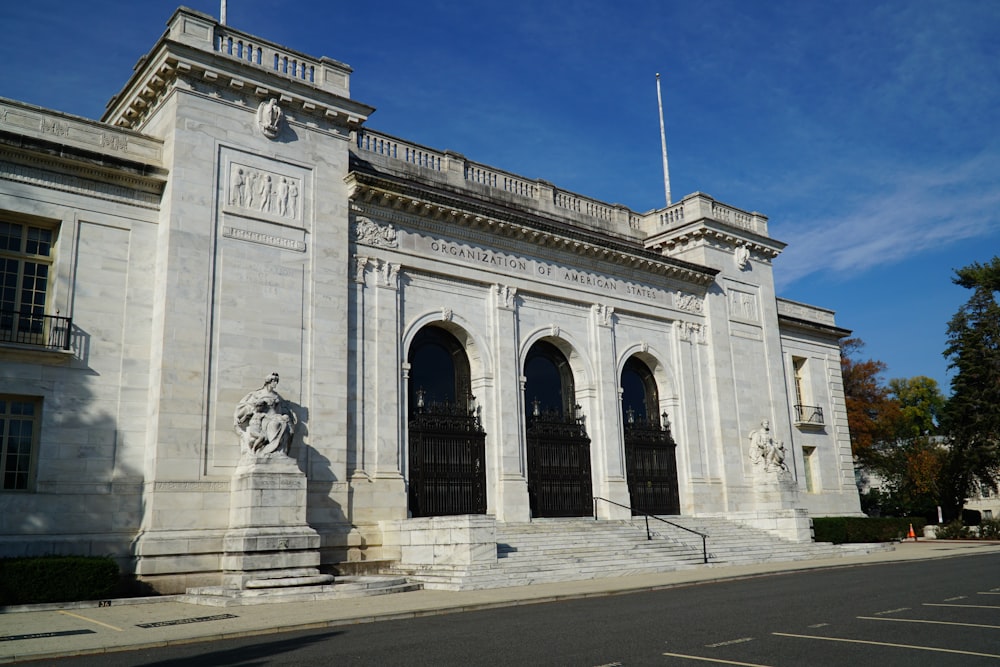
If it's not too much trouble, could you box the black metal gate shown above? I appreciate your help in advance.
[526,412,592,517]
[624,418,680,515]
[408,403,486,517]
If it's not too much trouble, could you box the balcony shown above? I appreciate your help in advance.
[794,404,825,427]
[0,310,72,351]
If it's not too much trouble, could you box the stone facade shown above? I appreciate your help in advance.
[0,7,860,592]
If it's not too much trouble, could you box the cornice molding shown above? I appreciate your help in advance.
[346,171,718,288]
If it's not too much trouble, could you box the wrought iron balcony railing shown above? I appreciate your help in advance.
[0,310,72,351]
[794,404,824,426]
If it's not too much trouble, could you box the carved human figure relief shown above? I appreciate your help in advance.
[228,165,300,219]
[258,174,273,212]
[229,167,246,207]
[257,98,283,139]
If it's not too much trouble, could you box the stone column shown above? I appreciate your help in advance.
[589,304,630,519]
[489,284,530,522]
[371,260,406,517]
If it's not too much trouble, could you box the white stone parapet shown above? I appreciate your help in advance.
[167,7,353,98]
[354,128,769,239]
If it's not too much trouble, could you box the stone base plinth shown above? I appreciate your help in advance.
[380,514,497,567]
[218,456,328,591]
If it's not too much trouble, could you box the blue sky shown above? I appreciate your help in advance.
[2,0,998,394]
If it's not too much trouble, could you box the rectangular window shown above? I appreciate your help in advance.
[0,218,59,348]
[792,356,807,407]
[802,446,816,493]
[0,396,40,490]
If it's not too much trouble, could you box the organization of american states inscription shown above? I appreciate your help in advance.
[422,238,673,305]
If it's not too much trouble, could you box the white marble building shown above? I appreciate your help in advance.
[0,7,860,592]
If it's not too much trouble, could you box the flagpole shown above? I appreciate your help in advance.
[221,0,227,25]
[656,73,672,207]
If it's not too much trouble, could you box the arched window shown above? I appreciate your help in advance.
[524,340,575,417]
[408,326,471,412]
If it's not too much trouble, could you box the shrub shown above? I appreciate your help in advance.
[0,556,120,605]
[979,518,1000,540]
[935,520,974,540]
[812,516,926,544]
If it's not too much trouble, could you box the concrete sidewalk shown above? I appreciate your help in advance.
[2,540,999,664]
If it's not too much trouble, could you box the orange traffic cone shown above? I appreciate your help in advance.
[907,523,917,541]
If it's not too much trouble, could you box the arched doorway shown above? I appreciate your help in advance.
[524,340,592,517]
[407,326,486,517]
[621,356,680,515]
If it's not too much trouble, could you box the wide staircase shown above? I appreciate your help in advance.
[392,515,870,590]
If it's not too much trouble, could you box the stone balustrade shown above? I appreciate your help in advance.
[166,8,352,97]
[353,128,770,239]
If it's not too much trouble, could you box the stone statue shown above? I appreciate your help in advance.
[234,372,297,459]
[748,419,787,472]
[257,98,283,139]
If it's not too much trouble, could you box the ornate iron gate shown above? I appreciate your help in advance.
[408,403,486,517]
[624,417,680,515]
[526,412,592,517]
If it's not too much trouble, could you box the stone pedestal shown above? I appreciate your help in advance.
[221,454,333,589]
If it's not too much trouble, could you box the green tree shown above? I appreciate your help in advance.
[941,256,1000,520]
[888,376,945,438]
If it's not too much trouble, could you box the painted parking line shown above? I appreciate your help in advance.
[772,632,1000,659]
[135,613,238,628]
[661,652,773,666]
[57,610,123,631]
[925,602,1000,610]
[858,615,1000,630]
[704,637,754,648]
[871,606,909,616]
[942,595,967,601]
[0,629,96,642]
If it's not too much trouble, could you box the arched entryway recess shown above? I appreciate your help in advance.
[620,355,680,515]
[406,324,486,517]
[523,339,592,517]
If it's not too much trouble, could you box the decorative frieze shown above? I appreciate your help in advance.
[228,164,300,221]
[0,156,162,208]
[729,289,759,322]
[222,226,306,252]
[676,292,703,314]
[353,216,398,248]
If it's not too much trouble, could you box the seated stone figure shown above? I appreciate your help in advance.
[234,372,296,459]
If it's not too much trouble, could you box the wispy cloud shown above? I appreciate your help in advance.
[774,151,1000,289]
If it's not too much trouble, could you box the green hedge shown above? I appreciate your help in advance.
[0,556,120,605]
[813,516,926,544]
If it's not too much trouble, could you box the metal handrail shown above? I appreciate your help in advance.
[593,496,708,564]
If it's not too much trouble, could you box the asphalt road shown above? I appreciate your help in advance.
[49,553,1000,666]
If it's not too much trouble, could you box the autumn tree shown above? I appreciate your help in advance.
[940,256,1000,520]
[843,341,948,518]
[841,338,901,471]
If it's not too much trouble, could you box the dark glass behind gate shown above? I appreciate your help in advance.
[526,411,592,517]
[624,416,680,515]
[408,401,486,517]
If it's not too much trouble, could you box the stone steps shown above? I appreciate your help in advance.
[181,575,420,606]
[390,516,882,590]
